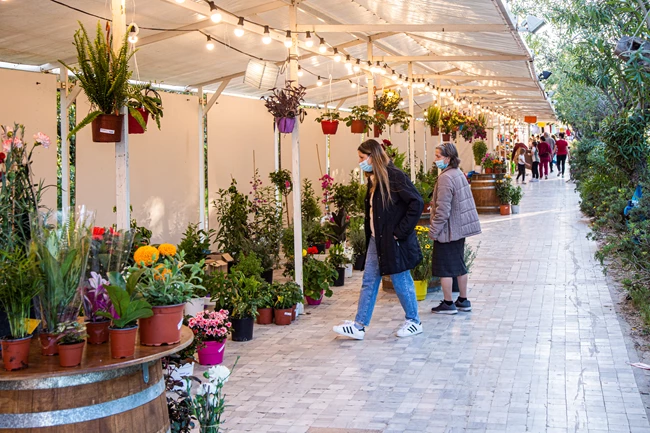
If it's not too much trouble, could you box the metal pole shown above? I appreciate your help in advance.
[197,87,206,230]
[59,66,70,216]
[408,63,415,181]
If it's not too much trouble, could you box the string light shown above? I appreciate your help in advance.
[353,59,361,72]
[351,81,357,88]
[234,17,245,37]
[316,76,323,86]
[391,71,398,80]
[305,31,314,48]
[262,26,272,44]
[128,25,138,44]
[205,35,214,50]
[345,54,351,64]
[209,4,222,23]
[319,38,327,53]
[297,65,303,77]
[333,48,341,62]
[284,31,293,48]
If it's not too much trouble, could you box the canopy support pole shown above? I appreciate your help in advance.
[59,66,70,216]
[198,86,206,230]
[408,62,415,181]
[113,0,130,229]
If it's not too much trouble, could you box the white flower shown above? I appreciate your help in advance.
[88,271,108,289]
[206,365,230,384]
[197,382,217,396]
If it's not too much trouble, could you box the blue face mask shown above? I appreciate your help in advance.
[359,158,373,173]
[435,159,448,170]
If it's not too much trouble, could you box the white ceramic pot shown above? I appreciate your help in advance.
[345,263,353,278]
[184,298,205,317]
[511,204,520,214]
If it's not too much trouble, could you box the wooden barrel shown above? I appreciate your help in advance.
[0,327,193,432]
[471,173,501,214]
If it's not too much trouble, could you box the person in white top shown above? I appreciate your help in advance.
[515,148,526,184]
[530,140,540,182]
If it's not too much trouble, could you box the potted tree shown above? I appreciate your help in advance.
[315,110,341,135]
[135,247,205,346]
[411,226,433,301]
[261,81,307,134]
[343,105,373,134]
[127,83,164,134]
[425,105,442,136]
[189,309,231,366]
[55,321,87,368]
[213,179,250,263]
[98,269,154,359]
[303,250,337,305]
[60,22,148,142]
[472,140,488,173]
[511,185,523,214]
[327,244,352,287]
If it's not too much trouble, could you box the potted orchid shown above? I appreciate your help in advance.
[189,310,232,366]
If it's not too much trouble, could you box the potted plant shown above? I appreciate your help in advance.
[55,321,87,368]
[0,249,42,371]
[440,109,464,141]
[178,223,216,316]
[60,22,147,142]
[303,250,337,305]
[185,364,234,433]
[211,271,264,341]
[348,226,366,271]
[343,105,373,134]
[472,140,488,173]
[315,111,341,135]
[82,272,115,344]
[327,244,352,287]
[127,83,164,134]
[388,109,412,133]
[256,283,275,325]
[98,269,154,359]
[374,89,401,118]
[189,310,232,366]
[261,81,307,134]
[482,152,495,174]
[32,207,95,356]
[411,226,433,301]
[511,185,523,214]
[270,169,294,226]
[496,175,513,215]
[135,246,205,346]
[272,282,296,326]
[425,105,442,136]
[493,158,505,174]
[372,111,388,138]
[213,179,250,262]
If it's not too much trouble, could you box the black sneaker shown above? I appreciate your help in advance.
[455,299,472,312]
[431,301,458,315]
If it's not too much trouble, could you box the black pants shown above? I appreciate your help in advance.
[516,163,526,181]
[557,155,567,175]
[532,161,539,179]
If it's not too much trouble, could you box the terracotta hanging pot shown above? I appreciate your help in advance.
[109,326,138,359]
[127,108,149,134]
[139,304,185,346]
[321,120,339,135]
[274,308,292,326]
[350,120,366,134]
[86,320,110,345]
[257,308,273,325]
[373,124,383,138]
[91,114,124,142]
[58,341,85,368]
[442,133,451,141]
[500,204,511,216]
[2,335,32,371]
[39,332,59,356]
[430,126,440,136]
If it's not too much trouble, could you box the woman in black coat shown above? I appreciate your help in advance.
[333,139,424,340]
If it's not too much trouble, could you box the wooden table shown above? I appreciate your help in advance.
[0,326,193,432]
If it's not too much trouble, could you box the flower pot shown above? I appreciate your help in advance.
[414,280,428,301]
[91,114,124,143]
[86,320,110,345]
[485,167,493,174]
[373,124,382,138]
[39,332,59,356]
[261,269,274,284]
[353,254,365,271]
[321,120,339,135]
[291,305,296,321]
[423,202,432,214]
[442,133,451,141]
[109,326,138,359]
[345,263,353,278]
[197,340,226,366]
[430,126,440,136]
[305,291,324,305]
[511,204,520,214]
[257,308,273,325]
[139,303,185,346]
[58,341,85,367]
[500,204,511,216]
[2,335,32,371]
[276,117,296,134]
[334,267,345,287]
[377,110,389,119]
[350,120,366,134]
[184,298,205,317]
[127,108,149,134]
[274,308,292,326]
[231,317,254,342]
[314,243,326,254]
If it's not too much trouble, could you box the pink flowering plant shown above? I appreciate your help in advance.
[188,310,232,349]
[319,174,334,205]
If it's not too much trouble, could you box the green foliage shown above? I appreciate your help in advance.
[374,89,402,113]
[348,225,366,258]
[424,105,441,128]
[245,171,283,271]
[415,164,438,205]
[411,226,432,281]
[314,111,341,123]
[55,320,87,345]
[472,140,488,166]
[272,281,302,309]
[302,256,337,300]
[388,109,411,131]
[325,210,349,244]
[269,169,293,196]
[208,271,266,319]
[98,269,153,329]
[331,182,360,214]
[326,243,351,268]
[178,223,215,266]
[136,251,205,307]
[599,112,649,183]
[304,220,328,245]
[510,186,523,206]
[128,83,164,130]
[495,176,514,204]
[213,179,250,259]
[0,249,43,338]
[301,179,322,222]
[231,252,264,279]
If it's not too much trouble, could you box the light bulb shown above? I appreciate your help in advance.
[128,33,138,44]
[400,101,405,106]
[206,36,215,51]
[333,48,341,62]
[284,31,293,48]
[319,38,327,53]
[262,26,272,44]
[351,82,357,88]
[345,55,351,64]
[317,77,323,86]
[391,73,397,80]
[397,79,403,85]
[210,8,222,23]
[353,60,360,72]
[297,66,303,77]
[425,85,431,91]
[305,31,314,48]
[432,88,438,95]
[234,17,245,37]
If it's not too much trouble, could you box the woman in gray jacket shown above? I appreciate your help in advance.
[429,143,482,315]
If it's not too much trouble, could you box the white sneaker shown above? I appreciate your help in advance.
[333,321,365,340]
[396,320,423,338]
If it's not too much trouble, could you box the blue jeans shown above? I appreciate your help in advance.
[355,237,420,327]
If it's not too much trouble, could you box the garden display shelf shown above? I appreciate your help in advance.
[0,326,193,432]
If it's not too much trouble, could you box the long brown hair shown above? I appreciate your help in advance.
[358,139,392,208]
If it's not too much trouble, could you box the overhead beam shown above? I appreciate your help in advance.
[296,24,507,33]
[414,75,533,82]
[377,55,529,62]
[205,79,230,114]
[448,86,538,91]
[406,33,519,57]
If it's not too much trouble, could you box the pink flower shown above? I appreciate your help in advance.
[285,181,291,188]
[226,322,231,328]
[33,132,50,148]
[2,139,11,152]
[12,139,22,149]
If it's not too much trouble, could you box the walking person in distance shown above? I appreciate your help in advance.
[515,148,527,184]
[429,143,482,315]
[333,139,424,340]
[538,136,552,180]
[530,139,540,182]
[545,132,556,174]
[555,132,569,177]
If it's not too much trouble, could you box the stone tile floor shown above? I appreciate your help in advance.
[206,174,650,433]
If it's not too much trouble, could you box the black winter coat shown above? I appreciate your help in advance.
[364,163,424,276]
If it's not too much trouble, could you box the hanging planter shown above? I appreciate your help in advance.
[321,120,339,135]
[350,120,366,134]
[373,124,383,138]
[262,82,307,135]
[430,126,440,136]
[127,84,163,134]
[344,105,372,134]
[127,108,149,134]
[91,114,124,143]
[276,117,296,134]
[425,105,442,137]
[442,133,451,141]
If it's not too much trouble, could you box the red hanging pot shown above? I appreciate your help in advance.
[276,117,296,134]
[321,120,339,135]
[430,126,440,136]
[128,108,149,134]
[374,124,383,138]
[442,133,451,141]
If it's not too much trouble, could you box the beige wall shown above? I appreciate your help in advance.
[0,69,58,211]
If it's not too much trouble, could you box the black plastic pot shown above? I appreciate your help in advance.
[261,269,274,284]
[353,254,365,271]
[315,243,326,254]
[333,267,345,287]
[231,317,254,342]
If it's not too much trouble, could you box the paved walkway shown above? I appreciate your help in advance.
[214,174,650,433]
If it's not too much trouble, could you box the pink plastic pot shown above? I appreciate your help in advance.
[305,291,324,305]
[197,340,226,366]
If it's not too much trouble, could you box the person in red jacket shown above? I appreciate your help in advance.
[537,136,552,180]
[555,132,569,178]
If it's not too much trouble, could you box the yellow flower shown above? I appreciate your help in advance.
[425,244,431,249]
[134,246,159,267]
[158,243,177,257]
[302,249,307,257]
[153,264,171,281]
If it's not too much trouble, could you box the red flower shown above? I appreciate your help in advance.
[325,240,332,249]
[0,152,5,163]
[307,246,319,255]
[92,227,106,240]
[109,227,120,236]
[381,139,392,150]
